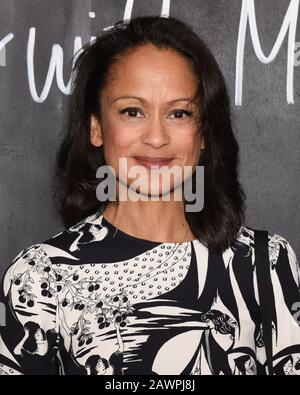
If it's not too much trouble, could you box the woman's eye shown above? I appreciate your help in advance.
[170,109,193,119]
[119,107,193,120]
[119,107,142,118]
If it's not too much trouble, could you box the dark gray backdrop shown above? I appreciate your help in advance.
[1,0,299,280]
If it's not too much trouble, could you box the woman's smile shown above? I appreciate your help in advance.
[133,156,175,169]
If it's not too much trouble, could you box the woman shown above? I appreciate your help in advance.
[0,15,299,375]
[14,321,48,356]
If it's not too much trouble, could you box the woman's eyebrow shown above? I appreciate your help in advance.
[112,96,195,104]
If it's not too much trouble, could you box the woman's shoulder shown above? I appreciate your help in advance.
[1,242,54,299]
[233,225,299,273]
[43,209,111,254]
[1,212,99,288]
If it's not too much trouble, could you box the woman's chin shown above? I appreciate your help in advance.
[127,184,181,200]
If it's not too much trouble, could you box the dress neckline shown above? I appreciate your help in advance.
[96,211,198,246]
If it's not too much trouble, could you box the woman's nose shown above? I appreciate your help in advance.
[141,114,170,148]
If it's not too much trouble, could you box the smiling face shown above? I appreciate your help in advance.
[90,43,205,198]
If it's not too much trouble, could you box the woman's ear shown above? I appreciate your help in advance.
[201,138,205,150]
[90,114,103,147]
[200,134,205,150]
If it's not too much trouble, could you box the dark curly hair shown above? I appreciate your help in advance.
[53,15,246,255]
[85,355,110,375]
[23,321,46,354]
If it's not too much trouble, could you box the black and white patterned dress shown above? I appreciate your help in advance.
[0,209,299,375]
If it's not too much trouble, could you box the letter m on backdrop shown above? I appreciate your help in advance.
[236,0,300,105]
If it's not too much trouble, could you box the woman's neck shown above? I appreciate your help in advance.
[102,201,196,243]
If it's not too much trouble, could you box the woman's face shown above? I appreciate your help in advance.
[95,359,113,375]
[34,328,44,343]
[90,43,205,198]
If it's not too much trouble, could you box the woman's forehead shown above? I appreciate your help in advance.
[103,47,198,104]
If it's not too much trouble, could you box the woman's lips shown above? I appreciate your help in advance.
[133,156,174,169]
